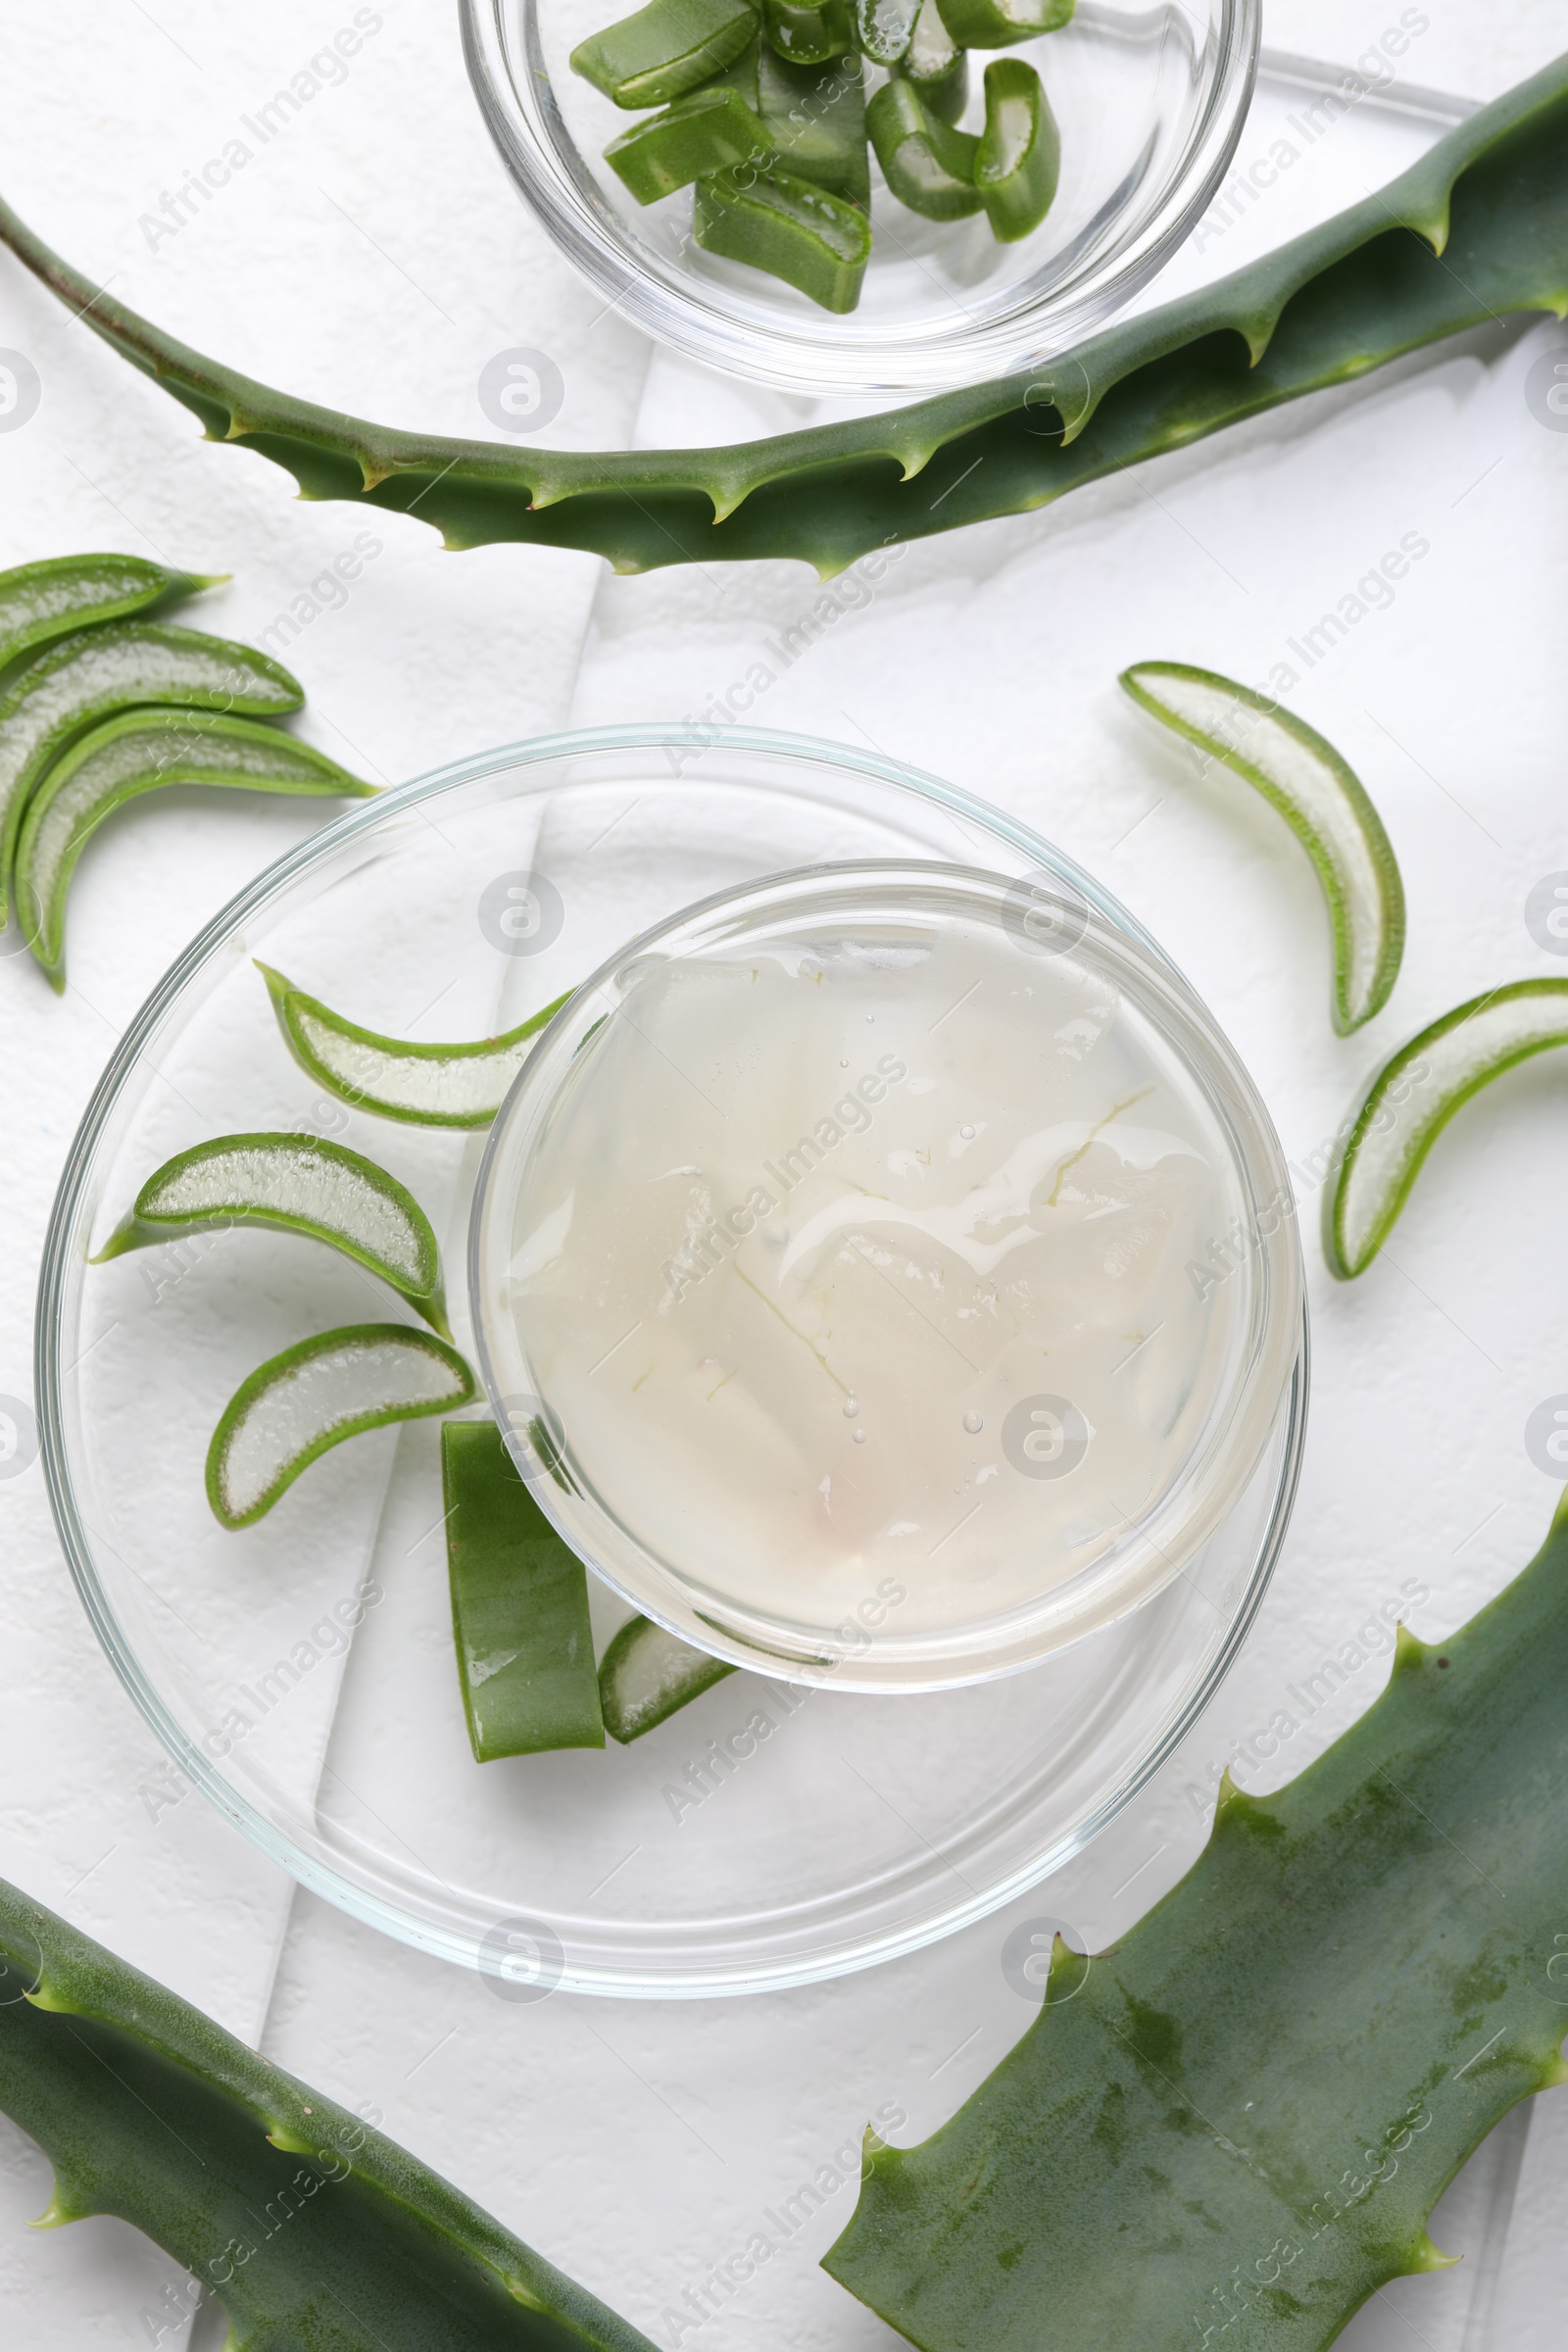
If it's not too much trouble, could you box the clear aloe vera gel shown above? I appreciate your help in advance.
[473,865,1301,1690]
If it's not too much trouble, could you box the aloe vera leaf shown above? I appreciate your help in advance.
[0,619,301,923]
[443,1421,605,1759]
[14,711,371,990]
[0,1874,658,2349]
[0,551,222,671]
[1325,980,1568,1277]
[258,961,571,1127]
[825,1494,1568,2352]
[95,1133,451,1334]
[1121,662,1405,1036]
[207,1322,474,1527]
[598,1614,737,1742]
[4,61,1565,572]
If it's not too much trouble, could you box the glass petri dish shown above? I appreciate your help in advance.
[461,0,1259,396]
[472,860,1301,1690]
[38,725,1305,1995]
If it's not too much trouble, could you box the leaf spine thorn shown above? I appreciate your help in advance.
[1392,1621,1430,1674]
[29,2183,83,2230]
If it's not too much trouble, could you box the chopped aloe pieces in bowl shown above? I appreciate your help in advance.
[571,0,1069,308]
[1120,662,1405,1037]
[95,1132,452,1333]
[1326,980,1568,1278]
[207,1323,476,1529]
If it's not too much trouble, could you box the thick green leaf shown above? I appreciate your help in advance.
[0,58,1565,571]
[0,1875,657,2350]
[824,1499,1568,2352]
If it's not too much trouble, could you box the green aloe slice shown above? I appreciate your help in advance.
[935,0,1070,45]
[571,0,758,107]
[1121,661,1405,1035]
[868,75,981,220]
[761,0,856,66]
[975,57,1057,240]
[694,166,871,311]
[0,552,222,670]
[605,85,775,204]
[15,712,371,991]
[443,1422,605,1759]
[894,0,967,119]
[207,1323,475,1528]
[1326,979,1568,1277]
[598,1614,736,1742]
[852,0,917,66]
[757,42,870,210]
[95,1133,451,1332]
[0,619,301,923]
[257,962,571,1127]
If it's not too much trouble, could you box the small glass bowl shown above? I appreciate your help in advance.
[472,859,1302,1690]
[38,726,1304,1994]
[461,0,1259,395]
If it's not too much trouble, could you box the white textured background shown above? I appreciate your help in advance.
[1,3,1567,2347]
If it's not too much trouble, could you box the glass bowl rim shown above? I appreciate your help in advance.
[459,0,1262,396]
[469,848,1302,1690]
[34,721,1308,1995]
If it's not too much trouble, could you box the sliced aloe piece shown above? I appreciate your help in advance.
[1326,980,1568,1277]
[0,619,301,921]
[1120,662,1405,1035]
[0,552,221,671]
[443,1422,605,1760]
[207,1323,475,1528]
[598,1614,736,1742]
[95,1133,451,1333]
[15,712,371,990]
[258,962,571,1128]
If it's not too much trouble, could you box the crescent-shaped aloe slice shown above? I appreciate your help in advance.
[824,1493,1568,2352]
[0,1872,658,2349]
[95,1134,451,1333]
[2,60,1566,573]
[207,1322,475,1527]
[15,714,371,990]
[258,962,571,1127]
[598,1614,736,1742]
[1326,979,1568,1277]
[0,619,301,921]
[1121,662,1404,1036]
[0,552,221,670]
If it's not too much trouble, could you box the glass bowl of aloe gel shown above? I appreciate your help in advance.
[461,0,1256,396]
[39,727,1304,1995]
[472,858,1303,1691]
